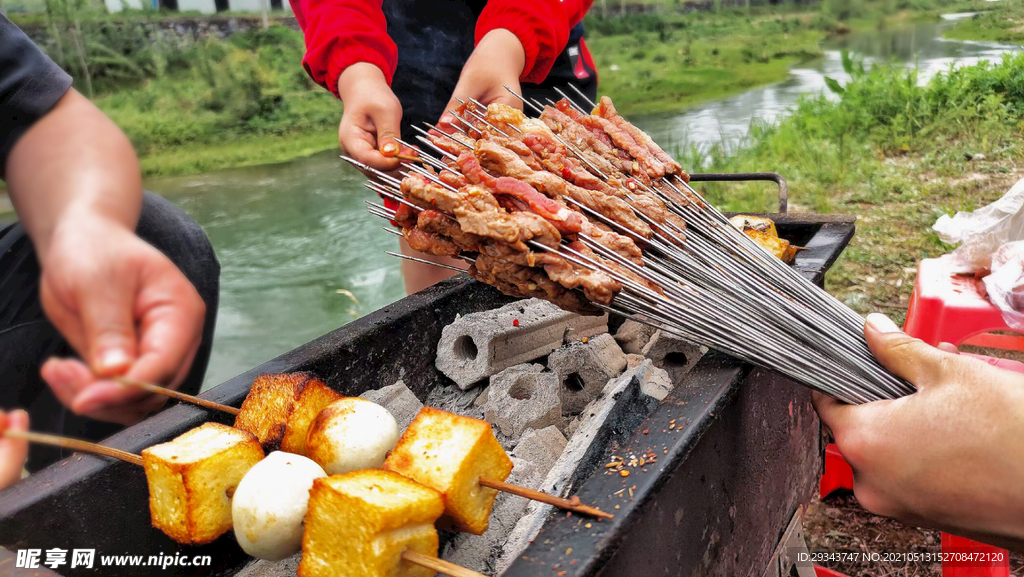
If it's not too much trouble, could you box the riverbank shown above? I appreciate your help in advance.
[582,0,992,116]
[10,0,1005,178]
[681,51,1024,325]
[944,0,1024,43]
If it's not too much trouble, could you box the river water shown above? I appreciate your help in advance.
[145,18,1020,389]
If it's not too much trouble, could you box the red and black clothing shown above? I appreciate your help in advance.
[289,0,598,140]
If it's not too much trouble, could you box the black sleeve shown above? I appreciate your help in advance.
[0,13,73,178]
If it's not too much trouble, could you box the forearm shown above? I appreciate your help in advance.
[475,0,591,83]
[6,89,141,257]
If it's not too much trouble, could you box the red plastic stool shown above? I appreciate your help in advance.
[941,534,1011,577]
[814,567,850,577]
[819,443,853,499]
[904,257,1024,349]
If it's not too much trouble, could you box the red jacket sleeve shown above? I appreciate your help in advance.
[289,0,397,98]
[475,0,593,85]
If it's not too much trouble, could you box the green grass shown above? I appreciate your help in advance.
[68,25,343,176]
[138,127,337,176]
[586,23,824,115]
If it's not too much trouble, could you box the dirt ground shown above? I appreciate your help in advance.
[804,492,1024,577]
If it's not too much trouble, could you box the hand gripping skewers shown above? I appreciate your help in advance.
[353,90,917,405]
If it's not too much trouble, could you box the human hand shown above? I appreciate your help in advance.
[38,215,206,425]
[337,63,404,173]
[813,313,1024,552]
[0,410,28,490]
[438,29,526,132]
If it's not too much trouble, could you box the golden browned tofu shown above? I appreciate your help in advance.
[234,373,341,454]
[730,215,797,263]
[142,422,264,545]
[298,470,444,577]
[383,407,513,535]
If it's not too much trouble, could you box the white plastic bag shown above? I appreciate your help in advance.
[933,178,1024,273]
[981,241,1024,330]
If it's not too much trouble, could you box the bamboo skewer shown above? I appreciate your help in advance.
[3,429,143,467]
[401,549,488,577]
[115,376,240,416]
[479,477,614,520]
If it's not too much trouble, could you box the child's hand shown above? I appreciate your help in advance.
[0,410,29,489]
[438,29,526,131]
[337,63,404,172]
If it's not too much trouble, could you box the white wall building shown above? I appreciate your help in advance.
[104,0,290,15]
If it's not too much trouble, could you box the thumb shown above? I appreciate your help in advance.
[80,288,138,377]
[370,106,403,159]
[863,313,951,389]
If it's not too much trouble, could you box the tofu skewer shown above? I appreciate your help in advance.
[120,372,343,456]
[4,423,264,545]
[384,407,612,533]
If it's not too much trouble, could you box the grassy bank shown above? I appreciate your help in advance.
[677,51,1024,323]
[583,0,992,116]
[18,11,341,177]
[584,11,826,115]
[945,0,1024,43]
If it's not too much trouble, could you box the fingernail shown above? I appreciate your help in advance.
[866,313,901,334]
[380,141,398,155]
[10,410,28,428]
[97,349,131,375]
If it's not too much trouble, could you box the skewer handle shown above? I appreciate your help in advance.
[116,377,240,416]
[3,430,143,467]
[401,549,487,577]
[478,477,614,520]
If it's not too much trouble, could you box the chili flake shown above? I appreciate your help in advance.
[513,319,519,327]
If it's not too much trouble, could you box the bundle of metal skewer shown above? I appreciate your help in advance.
[343,85,915,405]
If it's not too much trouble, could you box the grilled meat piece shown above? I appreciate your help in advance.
[401,175,562,251]
[595,96,684,177]
[469,254,600,316]
[402,225,461,257]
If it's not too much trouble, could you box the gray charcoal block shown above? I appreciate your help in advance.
[547,333,627,415]
[482,364,561,438]
[436,298,607,389]
[358,380,423,430]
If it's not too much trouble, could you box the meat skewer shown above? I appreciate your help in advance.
[355,90,916,406]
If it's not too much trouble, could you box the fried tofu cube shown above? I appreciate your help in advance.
[730,215,797,263]
[234,373,341,454]
[142,422,264,545]
[743,228,796,263]
[383,407,513,535]
[298,470,444,577]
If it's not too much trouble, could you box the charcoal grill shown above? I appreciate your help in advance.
[0,176,856,577]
